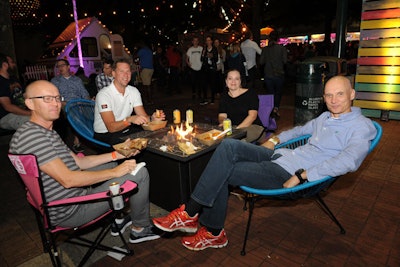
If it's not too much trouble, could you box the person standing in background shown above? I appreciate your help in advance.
[186,37,203,100]
[226,44,247,87]
[200,36,218,105]
[214,38,226,95]
[137,42,155,105]
[153,46,169,92]
[240,32,262,91]
[259,30,288,118]
[166,44,182,95]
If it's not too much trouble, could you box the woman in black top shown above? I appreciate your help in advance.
[218,69,263,142]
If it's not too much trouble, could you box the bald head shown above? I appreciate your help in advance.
[324,76,352,93]
[323,76,355,118]
[24,80,62,128]
[25,80,60,99]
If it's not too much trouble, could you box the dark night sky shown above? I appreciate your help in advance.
[11,0,362,44]
[10,0,362,63]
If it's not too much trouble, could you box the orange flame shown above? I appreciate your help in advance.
[175,121,194,141]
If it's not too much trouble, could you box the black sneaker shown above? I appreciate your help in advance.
[129,225,162,244]
[111,216,132,236]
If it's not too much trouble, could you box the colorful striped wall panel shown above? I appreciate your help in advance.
[355,0,400,119]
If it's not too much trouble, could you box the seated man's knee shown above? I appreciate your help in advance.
[131,167,150,184]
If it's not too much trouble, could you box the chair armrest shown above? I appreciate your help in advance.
[240,176,335,199]
[47,180,137,207]
[276,134,311,150]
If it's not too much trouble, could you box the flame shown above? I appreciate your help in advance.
[175,121,194,140]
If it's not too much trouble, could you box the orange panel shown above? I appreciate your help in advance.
[357,57,400,66]
[361,8,400,20]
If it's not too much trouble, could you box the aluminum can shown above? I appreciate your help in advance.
[173,109,181,124]
[186,109,193,124]
[223,118,232,135]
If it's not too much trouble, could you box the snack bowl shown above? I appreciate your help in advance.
[196,129,225,146]
[142,120,167,131]
[113,138,148,156]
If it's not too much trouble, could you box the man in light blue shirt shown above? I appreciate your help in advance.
[152,76,377,251]
[51,59,89,152]
[51,59,89,104]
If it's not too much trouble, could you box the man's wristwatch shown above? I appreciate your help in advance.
[268,136,279,145]
[295,168,307,184]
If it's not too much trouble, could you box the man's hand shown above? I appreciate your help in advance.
[152,109,166,121]
[283,175,299,188]
[113,159,137,177]
[128,115,149,125]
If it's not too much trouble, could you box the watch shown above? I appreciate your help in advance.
[268,136,279,145]
[295,168,307,184]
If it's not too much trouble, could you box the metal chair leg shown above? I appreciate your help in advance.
[241,197,255,256]
[315,194,346,234]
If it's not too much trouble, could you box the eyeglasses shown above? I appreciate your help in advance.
[56,64,67,68]
[29,95,64,103]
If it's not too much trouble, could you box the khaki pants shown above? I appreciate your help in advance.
[242,124,265,143]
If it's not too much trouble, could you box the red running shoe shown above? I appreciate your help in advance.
[152,204,198,233]
[181,227,228,251]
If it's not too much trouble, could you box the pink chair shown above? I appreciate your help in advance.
[8,153,137,267]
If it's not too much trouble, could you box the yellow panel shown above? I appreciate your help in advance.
[356,75,400,84]
[354,100,400,111]
[361,18,400,29]
[358,47,400,56]
[357,66,400,75]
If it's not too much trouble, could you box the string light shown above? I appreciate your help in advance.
[9,0,40,26]
[10,0,250,45]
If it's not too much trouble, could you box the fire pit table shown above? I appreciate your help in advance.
[126,123,246,211]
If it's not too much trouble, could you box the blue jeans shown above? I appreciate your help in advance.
[264,76,284,108]
[191,139,291,229]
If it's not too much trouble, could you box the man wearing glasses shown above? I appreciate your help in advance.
[51,59,90,152]
[0,53,30,130]
[51,59,90,105]
[10,80,162,243]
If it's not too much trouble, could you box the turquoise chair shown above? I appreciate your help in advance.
[65,99,111,149]
[239,120,383,255]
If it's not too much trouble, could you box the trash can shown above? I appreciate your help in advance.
[295,61,326,125]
